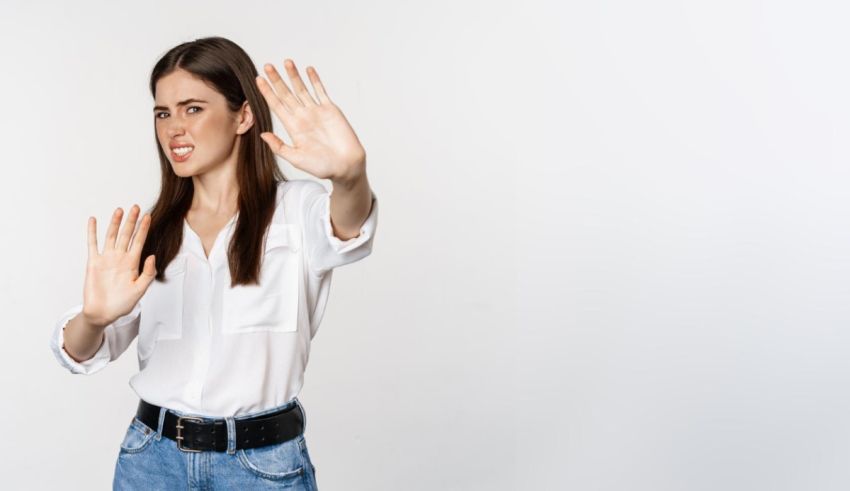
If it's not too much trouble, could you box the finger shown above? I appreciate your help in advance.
[105,207,123,251]
[116,204,140,252]
[256,74,294,114]
[263,63,306,108]
[282,59,319,106]
[256,76,296,128]
[129,212,151,257]
[306,65,331,105]
[87,216,100,257]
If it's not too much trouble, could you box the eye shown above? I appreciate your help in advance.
[154,106,202,120]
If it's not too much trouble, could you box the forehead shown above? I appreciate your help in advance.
[154,69,220,104]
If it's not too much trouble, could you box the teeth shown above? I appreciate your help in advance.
[173,146,193,155]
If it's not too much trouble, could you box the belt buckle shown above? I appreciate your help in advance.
[175,416,205,453]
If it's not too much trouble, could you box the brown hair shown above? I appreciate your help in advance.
[141,36,286,287]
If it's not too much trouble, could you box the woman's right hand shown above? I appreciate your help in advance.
[81,205,157,329]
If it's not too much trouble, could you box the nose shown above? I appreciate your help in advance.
[166,119,186,139]
[167,126,185,139]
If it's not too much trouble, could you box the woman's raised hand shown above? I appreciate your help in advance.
[255,59,367,183]
[81,205,157,328]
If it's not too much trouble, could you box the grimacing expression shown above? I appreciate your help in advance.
[153,69,244,177]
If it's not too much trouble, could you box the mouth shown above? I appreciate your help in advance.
[170,146,194,162]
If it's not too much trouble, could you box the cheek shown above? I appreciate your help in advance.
[198,114,231,136]
[155,125,168,148]
[195,117,236,148]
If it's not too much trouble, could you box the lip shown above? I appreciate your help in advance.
[170,146,194,162]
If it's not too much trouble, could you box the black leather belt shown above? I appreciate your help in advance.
[136,399,304,453]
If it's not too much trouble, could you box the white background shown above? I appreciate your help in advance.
[1,0,847,489]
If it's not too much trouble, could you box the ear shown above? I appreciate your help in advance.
[235,101,255,135]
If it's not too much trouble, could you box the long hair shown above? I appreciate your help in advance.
[141,36,286,287]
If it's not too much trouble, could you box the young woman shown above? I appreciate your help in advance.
[47,36,378,490]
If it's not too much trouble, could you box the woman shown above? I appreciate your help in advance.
[47,36,378,490]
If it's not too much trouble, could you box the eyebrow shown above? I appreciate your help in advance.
[153,98,208,112]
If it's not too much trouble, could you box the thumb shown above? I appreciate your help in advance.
[137,255,156,289]
[261,132,298,164]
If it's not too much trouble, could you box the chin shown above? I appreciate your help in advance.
[170,164,194,178]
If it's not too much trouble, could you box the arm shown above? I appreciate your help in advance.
[63,311,108,363]
[49,203,155,374]
[328,172,374,241]
[301,179,378,276]
[253,59,378,272]
[49,302,142,375]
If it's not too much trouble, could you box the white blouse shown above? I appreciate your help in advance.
[48,179,378,417]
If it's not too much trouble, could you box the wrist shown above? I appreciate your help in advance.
[80,311,109,331]
[331,169,368,192]
[330,154,367,189]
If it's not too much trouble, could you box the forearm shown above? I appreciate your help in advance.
[329,171,373,240]
[62,312,107,363]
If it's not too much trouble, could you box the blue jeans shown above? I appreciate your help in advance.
[113,398,319,490]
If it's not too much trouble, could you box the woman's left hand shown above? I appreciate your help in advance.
[255,59,366,183]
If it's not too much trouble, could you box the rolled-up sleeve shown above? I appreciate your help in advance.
[48,302,141,375]
[300,179,378,276]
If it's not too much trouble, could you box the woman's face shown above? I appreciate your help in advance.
[153,68,249,177]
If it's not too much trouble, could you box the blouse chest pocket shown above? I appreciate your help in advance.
[221,223,301,335]
[139,254,188,347]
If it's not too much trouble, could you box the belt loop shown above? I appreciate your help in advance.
[226,417,236,455]
[294,397,306,433]
[155,407,167,441]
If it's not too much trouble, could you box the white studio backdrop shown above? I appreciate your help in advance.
[0,0,848,490]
